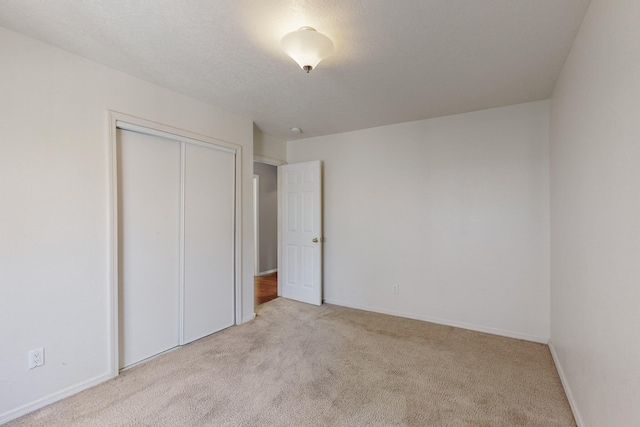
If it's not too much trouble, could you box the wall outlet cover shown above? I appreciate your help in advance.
[28,348,45,369]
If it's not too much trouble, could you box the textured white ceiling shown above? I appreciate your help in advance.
[0,0,591,140]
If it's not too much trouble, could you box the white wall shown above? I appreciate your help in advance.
[253,125,287,163]
[0,27,254,423]
[253,162,278,273]
[288,101,550,342]
[549,0,640,425]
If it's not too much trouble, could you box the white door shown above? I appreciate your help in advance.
[117,125,236,369]
[280,161,323,306]
[117,129,181,369]
[182,142,235,344]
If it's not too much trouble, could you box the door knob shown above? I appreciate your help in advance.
[312,238,319,243]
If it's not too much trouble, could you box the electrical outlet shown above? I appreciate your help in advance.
[392,284,399,294]
[28,348,45,369]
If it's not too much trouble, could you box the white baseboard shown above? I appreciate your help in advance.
[0,372,111,425]
[257,269,277,276]
[323,298,549,344]
[242,313,256,323]
[548,339,584,426]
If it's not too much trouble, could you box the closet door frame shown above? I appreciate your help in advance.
[107,111,243,378]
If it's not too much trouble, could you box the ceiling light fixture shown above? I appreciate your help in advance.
[290,127,302,134]
[281,27,334,73]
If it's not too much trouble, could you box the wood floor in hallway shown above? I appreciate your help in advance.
[254,272,277,306]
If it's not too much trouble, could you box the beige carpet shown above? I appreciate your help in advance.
[8,298,575,426]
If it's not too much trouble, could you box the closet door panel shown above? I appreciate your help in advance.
[117,129,181,368]
[183,143,235,343]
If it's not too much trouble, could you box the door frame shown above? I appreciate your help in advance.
[108,111,243,378]
[253,174,260,276]
[253,155,286,297]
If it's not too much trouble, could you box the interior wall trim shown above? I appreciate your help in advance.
[254,154,286,166]
[242,313,257,323]
[548,340,584,427]
[108,110,244,379]
[0,373,110,425]
[323,298,549,344]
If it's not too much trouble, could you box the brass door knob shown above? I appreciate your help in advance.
[312,238,319,243]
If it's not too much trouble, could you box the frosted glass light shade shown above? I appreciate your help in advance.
[281,27,334,72]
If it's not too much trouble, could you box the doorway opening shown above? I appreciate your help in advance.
[255,272,278,306]
[253,158,284,307]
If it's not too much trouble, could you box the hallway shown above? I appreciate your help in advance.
[254,272,277,306]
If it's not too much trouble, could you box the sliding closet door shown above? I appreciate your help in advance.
[117,129,181,368]
[182,143,235,344]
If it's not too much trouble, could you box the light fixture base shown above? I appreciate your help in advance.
[303,65,312,73]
